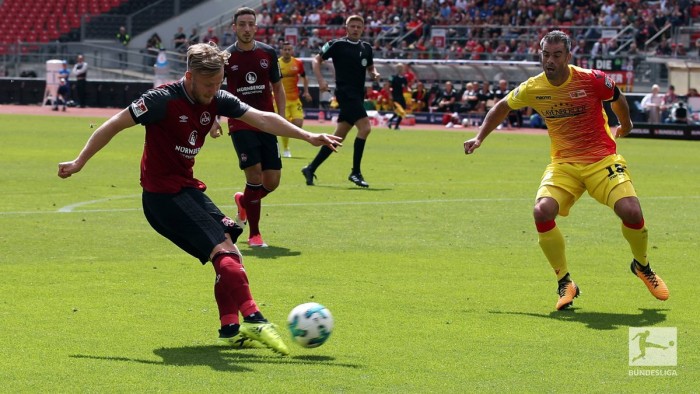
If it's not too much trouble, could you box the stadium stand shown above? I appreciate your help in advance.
[1,0,700,120]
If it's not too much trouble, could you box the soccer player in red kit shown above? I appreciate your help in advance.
[224,7,285,248]
[58,43,341,355]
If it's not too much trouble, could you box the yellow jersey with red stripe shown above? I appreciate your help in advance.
[279,56,305,101]
[507,65,618,164]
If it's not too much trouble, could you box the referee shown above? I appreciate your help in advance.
[302,14,380,188]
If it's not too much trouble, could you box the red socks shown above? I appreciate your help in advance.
[212,252,259,326]
[242,184,271,236]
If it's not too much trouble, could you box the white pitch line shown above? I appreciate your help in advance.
[0,195,698,216]
[56,194,141,213]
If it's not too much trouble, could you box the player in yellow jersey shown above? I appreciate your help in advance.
[463,30,669,310]
[278,41,312,158]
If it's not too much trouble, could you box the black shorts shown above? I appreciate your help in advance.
[336,93,367,125]
[142,188,228,264]
[393,96,406,110]
[230,130,282,170]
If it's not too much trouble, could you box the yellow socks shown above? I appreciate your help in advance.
[536,220,568,280]
[622,220,648,265]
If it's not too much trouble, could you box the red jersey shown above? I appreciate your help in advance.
[129,79,249,193]
[224,41,281,132]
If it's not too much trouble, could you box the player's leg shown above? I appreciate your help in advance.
[393,100,406,130]
[142,189,263,347]
[230,130,267,245]
[283,100,304,158]
[345,99,372,187]
[588,155,669,300]
[535,163,585,310]
[348,115,371,187]
[302,119,353,185]
[243,133,282,247]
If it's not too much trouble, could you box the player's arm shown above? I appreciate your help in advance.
[301,73,311,101]
[367,64,380,81]
[610,87,633,138]
[464,98,513,154]
[238,107,341,150]
[312,54,328,92]
[58,108,137,178]
[272,80,286,119]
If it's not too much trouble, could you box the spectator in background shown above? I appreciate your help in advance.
[308,29,323,51]
[662,85,679,107]
[203,27,219,45]
[305,8,321,25]
[188,27,200,46]
[494,79,519,129]
[640,84,663,123]
[661,84,679,120]
[493,40,510,60]
[458,82,479,114]
[257,9,273,27]
[655,38,673,56]
[58,60,70,83]
[173,27,188,53]
[411,81,429,112]
[477,80,495,113]
[512,41,528,61]
[72,54,88,108]
[364,85,379,110]
[665,101,688,124]
[571,39,587,57]
[144,33,164,69]
[436,81,459,114]
[331,0,346,13]
[296,38,310,57]
[53,78,69,112]
[376,80,392,111]
[116,26,130,68]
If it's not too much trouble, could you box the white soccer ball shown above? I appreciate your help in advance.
[287,302,334,348]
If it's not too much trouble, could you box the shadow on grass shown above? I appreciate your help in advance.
[489,308,669,330]
[307,184,393,192]
[70,345,361,372]
[241,245,301,259]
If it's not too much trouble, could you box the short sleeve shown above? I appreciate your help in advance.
[592,69,616,102]
[506,81,529,110]
[129,88,168,125]
[217,90,250,118]
[320,40,334,60]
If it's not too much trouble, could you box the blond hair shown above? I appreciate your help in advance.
[345,14,364,26]
[186,42,230,75]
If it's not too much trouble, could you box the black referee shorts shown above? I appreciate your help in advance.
[337,96,368,125]
[142,188,227,264]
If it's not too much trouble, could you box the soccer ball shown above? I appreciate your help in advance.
[287,302,334,348]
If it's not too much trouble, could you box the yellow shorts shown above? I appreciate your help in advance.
[535,154,638,216]
[285,99,304,121]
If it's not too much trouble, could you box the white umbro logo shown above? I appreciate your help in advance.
[179,115,188,123]
[231,65,239,71]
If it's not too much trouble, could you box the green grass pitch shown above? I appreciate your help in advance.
[0,113,698,392]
